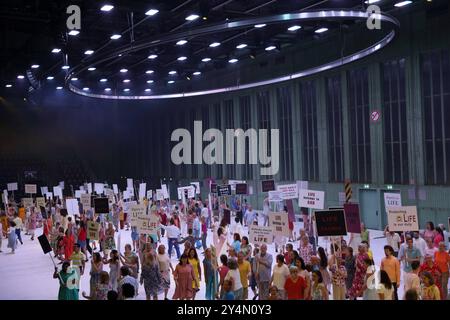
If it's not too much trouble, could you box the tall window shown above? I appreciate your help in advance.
[213,103,223,179]
[422,49,450,185]
[382,59,409,184]
[201,105,211,179]
[257,91,272,179]
[326,75,344,182]
[224,99,235,179]
[277,86,294,180]
[299,81,319,181]
[239,96,253,180]
[348,68,371,182]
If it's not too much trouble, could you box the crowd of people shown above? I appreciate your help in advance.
[1,192,449,301]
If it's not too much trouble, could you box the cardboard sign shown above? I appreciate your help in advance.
[22,198,34,208]
[190,182,200,194]
[53,186,63,198]
[228,180,246,191]
[80,193,91,209]
[36,197,46,208]
[269,212,290,237]
[113,184,119,195]
[66,198,79,215]
[126,187,135,197]
[59,181,65,190]
[299,189,325,210]
[343,203,362,233]
[177,186,195,199]
[210,183,217,194]
[277,184,298,200]
[75,190,86,198]
[387,206,418,232]
[315,210,347,237]
[127,178,133,190]
[41,186,48,196]
[156,189,164,201]
[268,190,283,202]
[261,180,275,192]
[139,183,147,200]
[249,225,273,245]
[161,184,170,199]
[129,203,146,227]
[146,190,153,200]
[137,214,159,235]
[7,182,18,191]
[235,183,248,195]
[45,192,53,200]
[87,221,100,240]
[384,193,402,208]
[94,183,104,195]
[123,201,137,212]
[38,234,52,254]
[94,198,109,214]
[25,184,37,194]
[40,206,48,219]
[217,185,231,197]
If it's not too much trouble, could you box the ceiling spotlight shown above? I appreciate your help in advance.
[5,84,12,88]
[168,80,175,84]
[236,43,247,49]
[265,45,276,51]
[123,79,130,83]
[68,30,80,36]
[56,86,63,90]
[52,48,61,53]
[17,75,25,79]
[71,78,78,81]
[148,54,158,59]
[209,42,221,47]
[193,71,201,76]
[364,0,380,3]
[228,58,238,64]
[84,50,94,55]
[46,76,54,80]
[146,70,154,74]
[123,88,130,92]
[147,80,154,84]
[100,4,114,12]
[120,68,128,73]
[177,56,187,61]
[99,78,108,82]
[176,40,188,46]
[394,1,412,6]
[254,24,266,28]
[110,34,122,40]
[105,88,111,92]
[202,57,211,62]
[83,87,89,91]
[186,14,200,21]
[62,65,70,70]
[88,67,96,71]
[31,64,40,69]
[169,70,177,75]
[145,88,152,92]
[288,25,301,31]
[145,9,159,16]
[315,27,328,33]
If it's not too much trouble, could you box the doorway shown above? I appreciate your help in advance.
[359,189,380,230]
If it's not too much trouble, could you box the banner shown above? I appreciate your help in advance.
[343,203,361,233]
[249,225,273,245]
[137,214,159,235]
[268,190,283,202]
[129,203,146,227]
[66,199,79,215]
[276,184,298,200]
[228,180,246,192]
[7,182,18,191]
[261,180,275,192]
[41,186,48,196]
[384,193,402,208]
[315,210,347,237]
[190,182,200,194]
[22,198,33,208]
[298,189,325,210]
[87,221,100,240]
[139,183,146,200]
[80,193,91,209]
[235,183,248,195]
[156,189,164,201]
[94,183,104,195]
[112,184,119,195]
[25,184,37,194]
[387,206,418,232]
[161,184,170,199]
[269,212,290,237]
[216,185,231,197]
[53,186,63,198]
[36,197,46,208]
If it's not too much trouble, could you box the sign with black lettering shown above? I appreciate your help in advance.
[387,206,418,232]
[261,180,275,192]
[314,210,347,237]
[217,185,231,197]
[249,226,273,245]
[94,197,109,214]
[269,212,290,237]
[235,183,248,195]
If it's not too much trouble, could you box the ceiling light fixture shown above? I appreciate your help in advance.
[236,43,247,49]
[254,24,266,28]
[17,75,25,79]
[145,88,152,92]
[110,34,122,40]
[56,86,63,90]
[315,27,328,33]
[146,70,154,74]
[193,71,201,76]
[5,84,12,88]
[186,14,200,21]
[168,80,175,84]
[71,78,78,81]
[228,58,238,63]
[84,50,94,55]
[147,80,154,84]
[100,78,108,82]
[68,30,80,36]
[176,40,188,46]
[62,65,70,70]
[46,76,54,80]
[265,45,276,51]
[145,9,159,16]
[148,54,158,59]
[120,68,128,73]
[209,42,221,47]
[31,64,39,69]
[394,1,412,7]
[288,25,301,31]
[169,71,177,75]
[105,88,111,91]
[100,4,114,12]
[123,88,130,92]
[123,79,130,83]
[177,56,187,61]
[88,67,96,71]
[52,48,61,53]
[202,57,211,62]
[83,87,89,91]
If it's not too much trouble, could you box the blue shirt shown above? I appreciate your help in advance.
[223,291,235,300]
[232,240,241,253]
[399,246,421,272]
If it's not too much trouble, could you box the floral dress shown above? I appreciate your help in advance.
[311,283,327,300]
[140,262,163,297]
[419,263,442,298]
[347,253,368,299]
[344,255,356,290]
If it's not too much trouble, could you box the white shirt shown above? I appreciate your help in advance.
[386,233,401,252]
[119,275,139,297]
[225,269,243,291]
[160,224,181,239]
[377,283,394,300]
[413,237,427,257]
[272,264,290,290]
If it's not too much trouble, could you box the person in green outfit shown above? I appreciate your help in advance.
[53,261,79,300]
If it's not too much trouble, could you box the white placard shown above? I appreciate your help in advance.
[249,225,273,245]
[7,182,18,191]
[384,193,402,208]
[75,190,86,198]
[79,186,85,192]
[45,192,53,200]
[276,183,298,200]
[123,200,137,212]
[22,198,34,208]
[299,189,325,209]
[127,187,135,197]
[177,186,195,199]
[104,188,114,197]
[136,214,159,235]
[190,182,201,194]
[59,181,65,190]
[41,186,48,196]
[156,189,164,201]
[25,184,37,194]
[127,178,133,190]
[129,203,146,227]
[269,212,290,237]
[146,190,153,200]
[123,190,130,200]
[66,198,79,215]
[228,180,246,191]
[80,193,91,209]
[387,206,418,232]
[94,183,104,195]
[161,184,170,199]
[268,190,283,202]
[87,183,93,194]
[36,197,46,208]
[139,183,146,200]
[113,184,118,195]
[53,186,63,198]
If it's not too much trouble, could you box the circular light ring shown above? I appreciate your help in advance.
[68,10,399,100]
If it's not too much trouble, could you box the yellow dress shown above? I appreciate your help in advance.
[188,258,200,289]
[18,207,26,223]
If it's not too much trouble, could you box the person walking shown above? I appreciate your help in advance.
[255,244,273,300]
[160,218,181,259]
[380,245,401,300]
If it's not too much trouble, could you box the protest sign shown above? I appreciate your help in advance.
[249,226,273,245]
[343,203,361,233]
[80,193,91,209]
[315,210,347,237]
[269,212,290,237]
[277,184,298,200]
[87,221,100,240]
[387,206,418,232]
[299,189,325,210]
[25,184,37,194]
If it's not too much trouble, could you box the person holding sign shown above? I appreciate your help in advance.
[53,261,78,300]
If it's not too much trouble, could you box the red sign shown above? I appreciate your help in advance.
[343,203,362,233]
[370,110,381,122]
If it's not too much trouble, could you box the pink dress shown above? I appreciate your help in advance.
[172,264,195,300]
[347,253,369,299]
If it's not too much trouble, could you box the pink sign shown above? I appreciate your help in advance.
[343,203,361,233]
